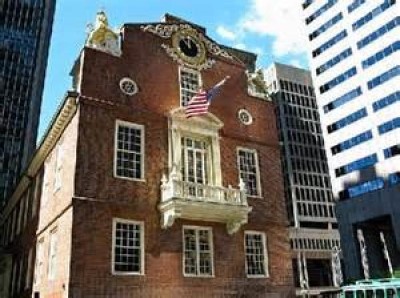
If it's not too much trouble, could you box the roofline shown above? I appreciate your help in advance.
[0,91,79,221]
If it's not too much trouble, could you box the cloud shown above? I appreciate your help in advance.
[239,0,308,57]
[289,59,302,68]
[216,25,237,41]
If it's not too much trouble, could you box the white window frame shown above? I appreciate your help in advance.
[179,67,202,107]
[237,147,262,197]
[182,225,214,278]
[114,120,145,182]
[48,228,58,280]
[54,139,63,192]
[244,231,269,278]
[111,218,145,276]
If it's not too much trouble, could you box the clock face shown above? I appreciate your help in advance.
[178,37,199,57]
[172,29,206,66]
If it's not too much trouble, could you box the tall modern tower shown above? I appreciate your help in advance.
[265,63,342,296]
[302,0,400,279]
[0,0,56,207]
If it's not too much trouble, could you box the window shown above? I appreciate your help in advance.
[316,48,352,75]
[348,0,366,13]
[357,17,400,49]
[181,137,210,197]
[352,0,397,31]
[309,13,343,41]
[331,130,372,155]
[312,30,347,58]
[245,231,268,277]
[367,66,400,90]
[323,87,362,114]
[180,68,201,106]
[373,91,400,112]
[327,107,367,133]
[54,140,63,192]
[320,67,357,94]
[339,178,384,200]
[378,117,400,134]
[112,219,144,275]
[48,228,57,280]
[183,226,213,277]
[384,144,400,159]
[114,121,144,180]
[237,148,261,197]
[34,238,44,285]
[388,172,400,186]
[305,0,338,25]
[335,154,377,177]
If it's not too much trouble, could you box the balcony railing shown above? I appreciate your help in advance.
[159,175,252,234]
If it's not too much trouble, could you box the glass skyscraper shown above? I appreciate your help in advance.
[302,0,400,280]
[0,0,56,206]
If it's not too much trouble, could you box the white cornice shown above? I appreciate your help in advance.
[1,92,79,221]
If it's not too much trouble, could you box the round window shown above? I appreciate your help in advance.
[119,77,138,96]
[238,109,253,125]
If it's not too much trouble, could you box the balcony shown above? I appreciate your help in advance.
[159,174,252,234]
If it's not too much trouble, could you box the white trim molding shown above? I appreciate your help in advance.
[111,218,145,276]
[159,109,252,234]
[244,231,269,278]
[114,120,145,182]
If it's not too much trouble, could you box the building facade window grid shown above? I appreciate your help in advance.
[331,130,372,155]
[305,0,338,25]
[352,0,397,31]
[356,17,400,50]
[312,30,347,58]
[245,231,268,277]
[114,121,144,180]
[323,87,362,114]
[378,117,400,134]
[335,153,378,177]
[112,219,144,275]
[183,226,214,277]
[320,67,357,94]
[327,107,367,134]
[339,177,385,200]
[367,65,400,90]
[348,0,366,13]
[309,13,343,41]
[237,148,261,197]
[362,41,400,70]
[316,48,352,76]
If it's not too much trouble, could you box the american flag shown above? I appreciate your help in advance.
[185,76,230,118]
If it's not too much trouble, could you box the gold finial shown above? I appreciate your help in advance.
[86,10,120,56]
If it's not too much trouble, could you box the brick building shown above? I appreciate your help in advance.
[0,13,294,297]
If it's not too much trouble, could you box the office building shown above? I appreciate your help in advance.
[0,13,294,297]
[266,62,342,296]
[0,0,56,206]
[302,0,400,279]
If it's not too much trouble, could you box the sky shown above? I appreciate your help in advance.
[38,0,309,140]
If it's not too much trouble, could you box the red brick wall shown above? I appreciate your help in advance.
[68,24,294,297]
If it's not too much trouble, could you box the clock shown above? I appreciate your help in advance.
[172,29,206,66]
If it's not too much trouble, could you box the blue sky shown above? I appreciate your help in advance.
[38,0,308,140]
